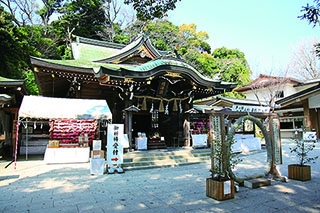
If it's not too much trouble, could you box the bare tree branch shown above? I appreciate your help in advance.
[288,38,320,80]
[1,0,39,26]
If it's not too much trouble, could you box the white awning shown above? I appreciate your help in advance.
[18,96,112,120]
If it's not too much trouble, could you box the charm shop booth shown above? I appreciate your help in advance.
[15,95,112,164]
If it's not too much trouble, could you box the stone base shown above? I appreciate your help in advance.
[244,178,271,189]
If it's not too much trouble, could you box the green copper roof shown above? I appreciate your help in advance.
[40,58,122,70]
[0,76,20,81]
[74,43,119,61]
[125,59,221,83]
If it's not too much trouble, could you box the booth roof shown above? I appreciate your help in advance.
[18,96,112,120]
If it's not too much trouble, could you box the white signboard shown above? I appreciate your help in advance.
[303,131,317,141]
[107,124,124,165]
[192,134,207,147]
[92,140,102,151]
[224,180,231,195]
[232,105,270,113]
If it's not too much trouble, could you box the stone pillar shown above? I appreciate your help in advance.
[183,117,190,147]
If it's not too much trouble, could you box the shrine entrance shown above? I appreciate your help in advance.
[132,113,151,141]
[131,110,182,149]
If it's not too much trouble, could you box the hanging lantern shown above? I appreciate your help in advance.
[159,99,164,112]
[142,97,147,110]
[173,99,178,111]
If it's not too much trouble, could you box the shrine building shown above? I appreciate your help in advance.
[30,33,236,149]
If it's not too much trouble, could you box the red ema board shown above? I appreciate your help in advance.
[50,119,97,147]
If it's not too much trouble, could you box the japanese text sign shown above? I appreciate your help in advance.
[107,124,124,165]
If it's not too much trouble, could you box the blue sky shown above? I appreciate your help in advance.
[167,0,319,78]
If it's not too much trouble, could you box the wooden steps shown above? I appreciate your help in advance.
[123,148,210,170]
[147,139,167,149]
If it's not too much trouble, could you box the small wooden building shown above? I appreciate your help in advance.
[30,34,237,149]
[276,80,320,138]
[0,76,28,156]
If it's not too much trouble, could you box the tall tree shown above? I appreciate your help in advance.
[0,6,39,94]
[37,0,63,28]
[52,0,107,41]
[124,0,181,21]
[0,0,40,26]
[196,47,251,98]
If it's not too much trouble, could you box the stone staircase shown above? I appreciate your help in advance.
[123,148,211,170]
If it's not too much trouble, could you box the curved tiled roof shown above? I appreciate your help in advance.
[235,74,301,92]
[94,34,162,63]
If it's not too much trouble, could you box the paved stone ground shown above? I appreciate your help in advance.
[0,139,320,213]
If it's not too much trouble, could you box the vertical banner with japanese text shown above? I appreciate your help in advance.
[271,117,282,165]
[107,124,124,165]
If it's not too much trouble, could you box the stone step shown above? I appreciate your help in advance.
[123,156,211,171]
[124,148,210,158]
[124,152,211,163]
[122,148,211,170]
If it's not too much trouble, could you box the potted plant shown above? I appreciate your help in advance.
[288,130,318,181]
[206,134,241,201]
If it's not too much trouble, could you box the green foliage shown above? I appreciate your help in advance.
[200,41,211,54]
[124,0,181,21]
[210,134,242,180]
[121,19,252,96]
[37,0,63,26]
[290,131,319,166]
[145,19,182,51]
[299,0,320,27]
[2,0,252,98]
[24,70,39,95]
[53,0,106,40]
[212,47,251,98]
[0,7,39,78]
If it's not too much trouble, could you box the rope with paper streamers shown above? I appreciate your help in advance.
[134,95,190,102]
[134,95,190,112]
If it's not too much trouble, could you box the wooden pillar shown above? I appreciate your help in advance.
[310,109,319,134]
[303,100,312,131]
[123,99,134,150]
[125,111,133,150]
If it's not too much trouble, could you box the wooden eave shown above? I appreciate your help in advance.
[30,56,94,74]
[30,57,99,96]
[212,99,233,108]
[276,83,320,108]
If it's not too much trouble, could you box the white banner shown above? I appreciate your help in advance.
[107,124,124,165]
[232,104,270,113]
